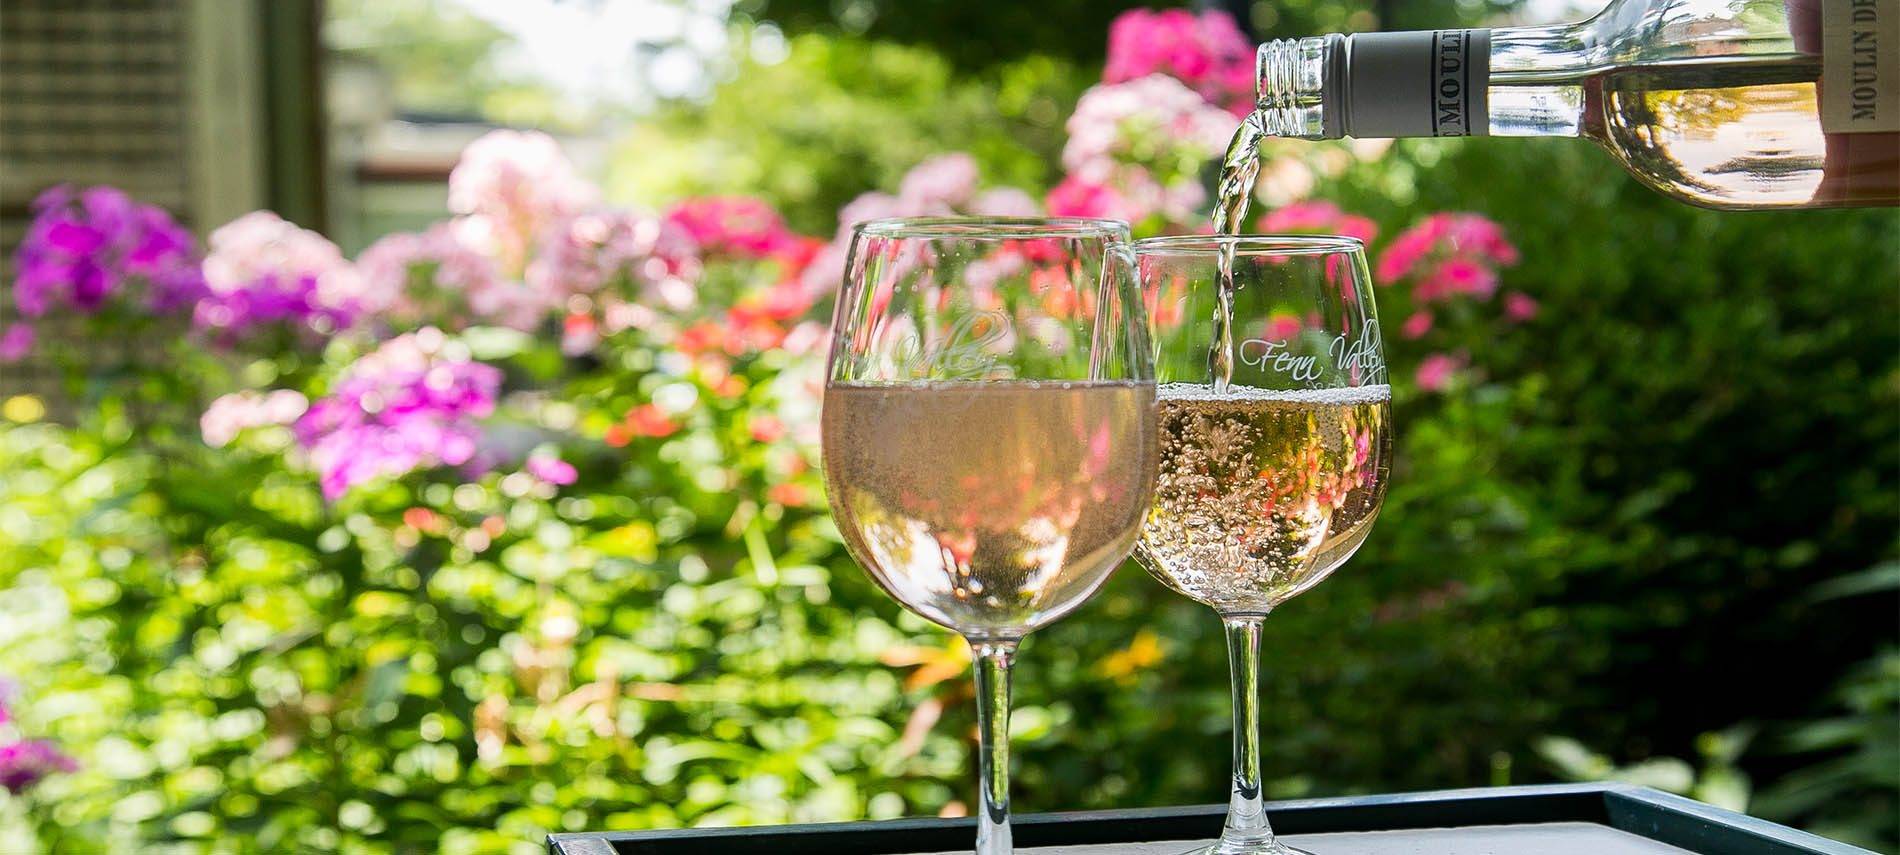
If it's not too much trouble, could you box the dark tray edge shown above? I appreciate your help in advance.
[548,782,1879,855]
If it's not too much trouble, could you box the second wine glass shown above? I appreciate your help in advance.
[1133,235,1392,855]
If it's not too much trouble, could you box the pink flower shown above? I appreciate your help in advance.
[1440,213,1520,265]
[1423,257,1499,300]
[1503,292,1540,322]
[532,210,701,312]
[1104,8,1256,114]
[969,188,1042,218]
[1062,75,1233,182]
[898,153,980,210]
[198,211,367,338]
[1415,352,1466,392]
[1379,212,1517,282]
[524,453,578,486]
[1400,311,1434,339]
[1045,175,1139,221]
[200,389,309,447]
[0,323,34,362]
[664,196,798,260]
[447,131,596,278]
[1375,222,1441,282]
[1259,201,1380,243]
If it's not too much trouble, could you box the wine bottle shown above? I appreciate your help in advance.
[1254,0,1899,209]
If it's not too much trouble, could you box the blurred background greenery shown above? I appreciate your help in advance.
[0,0,1896,853]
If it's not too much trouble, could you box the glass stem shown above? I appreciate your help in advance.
[972,639,1018,855]
[1218,614,1277,852]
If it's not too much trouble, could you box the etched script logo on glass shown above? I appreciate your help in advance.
[887,309,1016,379]
[1238,318,1386,387]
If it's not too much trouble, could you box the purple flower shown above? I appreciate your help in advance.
[0,677,16,726]
[0,739,77,795]
[524,453,578,486]
[0,323,34,362]
[294,329,503,499]
[197,212,369,340]
[10,185,205,319]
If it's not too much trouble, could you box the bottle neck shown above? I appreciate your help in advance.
[1257,21,1598,140]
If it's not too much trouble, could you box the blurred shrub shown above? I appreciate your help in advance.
[1752,564,1900,853]
[606,31,1088,234]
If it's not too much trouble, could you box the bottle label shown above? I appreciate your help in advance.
[1344,29,1491,138]
[1822,0,1900,133]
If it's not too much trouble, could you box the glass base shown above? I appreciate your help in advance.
[1182,842,1314,855]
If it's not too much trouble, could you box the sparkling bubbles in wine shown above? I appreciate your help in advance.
[1136,383,1392,615]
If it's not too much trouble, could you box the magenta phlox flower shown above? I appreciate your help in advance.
[197,211,366,339]
[294,329,502,499]
[11,185,205,319]
[0,739,77,795]
[1104,8,1256,114]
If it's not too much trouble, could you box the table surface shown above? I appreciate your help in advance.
[914,822,1697,855]
[549,784,1876,855]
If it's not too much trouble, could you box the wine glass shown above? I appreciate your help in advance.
[1131,235,1391,855]
[821,217,1157,855]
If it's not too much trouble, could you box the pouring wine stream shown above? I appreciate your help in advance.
[1210,110,1268,395]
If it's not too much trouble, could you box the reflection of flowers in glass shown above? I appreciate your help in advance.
[293,329,502,499]
[0,739,77,795]
[1103,8,1256,115]
[197,212,368,339]
[11,185,205,319]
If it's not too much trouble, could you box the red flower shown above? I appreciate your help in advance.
[622,403,679,439]
[750,414,786,443]
[766,482,811,507]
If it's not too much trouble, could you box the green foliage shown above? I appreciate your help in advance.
[1537,729,1754,811]
[1752,565,1900,853]
[743,0,1509,71]
[326,0,592,128]
[605,32,1087,233]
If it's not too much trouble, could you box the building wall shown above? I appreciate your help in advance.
[0,0,278,411]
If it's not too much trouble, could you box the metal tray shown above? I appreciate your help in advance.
[548,783,1875,855]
